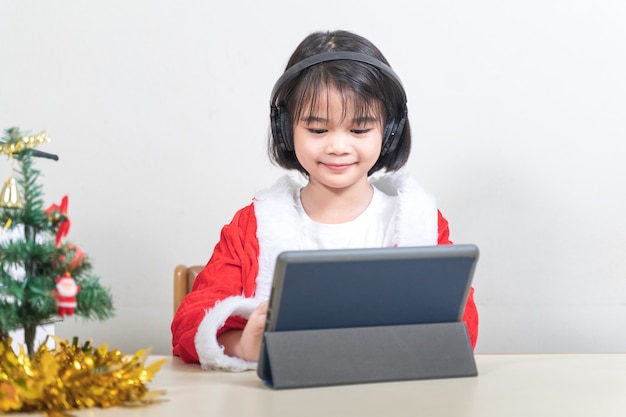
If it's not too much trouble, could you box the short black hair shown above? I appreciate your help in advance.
[268,30,411,176]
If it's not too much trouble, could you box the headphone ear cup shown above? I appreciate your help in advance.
[382,120,392,152]
[271,105,293,151]
[380,111,407,155]
[381,118,398,155]
[279,109,293,151]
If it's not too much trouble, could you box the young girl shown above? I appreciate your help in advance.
[171,30,478,371]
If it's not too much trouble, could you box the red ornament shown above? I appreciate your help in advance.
[45,195,70,247]
[54,274,80,317]
[57,244,85,271]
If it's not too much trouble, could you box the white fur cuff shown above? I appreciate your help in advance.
[194,296,261,372]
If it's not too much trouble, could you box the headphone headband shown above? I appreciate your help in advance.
[270,51,407,105]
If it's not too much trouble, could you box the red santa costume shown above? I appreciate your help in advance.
[171,172,478,371]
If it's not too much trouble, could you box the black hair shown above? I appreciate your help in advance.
[268,30,411,176]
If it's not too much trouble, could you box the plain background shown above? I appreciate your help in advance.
[1,1,624,356]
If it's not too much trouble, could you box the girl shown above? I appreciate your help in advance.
[171,30,478,371]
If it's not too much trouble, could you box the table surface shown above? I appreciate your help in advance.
[11,353,626,416]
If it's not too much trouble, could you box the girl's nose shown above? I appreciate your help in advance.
[325,131,349,154]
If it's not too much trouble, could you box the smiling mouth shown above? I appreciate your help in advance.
[322,163,354,171]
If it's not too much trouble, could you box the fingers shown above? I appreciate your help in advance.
[256,300,269,313]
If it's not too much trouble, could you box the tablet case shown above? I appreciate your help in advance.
[257,244,479,389]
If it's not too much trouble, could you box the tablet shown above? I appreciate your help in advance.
[257,244,479,383]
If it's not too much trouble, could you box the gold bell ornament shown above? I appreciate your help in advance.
[0,152,23,209]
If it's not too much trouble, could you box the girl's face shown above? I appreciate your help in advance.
[293,87,383,193]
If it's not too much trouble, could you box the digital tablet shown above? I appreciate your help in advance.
[257,244,479,383]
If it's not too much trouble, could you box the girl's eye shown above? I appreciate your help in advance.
[351,129,371,134]
[308,129,327,134]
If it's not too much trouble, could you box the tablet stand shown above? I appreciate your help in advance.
[262,321,477,389]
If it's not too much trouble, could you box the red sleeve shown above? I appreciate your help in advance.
[437,210,479,350]
[171,204,259,363]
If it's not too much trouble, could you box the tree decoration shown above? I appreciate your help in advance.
[0,127,115,356]
[0,151,22,209]
[54,273,81,317]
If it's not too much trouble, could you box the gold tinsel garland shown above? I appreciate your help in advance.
[0,131,51,156]
[0,336,167,415]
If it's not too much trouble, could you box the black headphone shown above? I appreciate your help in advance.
[270,51,407,155]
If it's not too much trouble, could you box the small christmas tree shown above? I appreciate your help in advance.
[0,127,114,357]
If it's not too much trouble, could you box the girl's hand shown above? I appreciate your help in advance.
[239,300,268,361]
[216,301,268,361]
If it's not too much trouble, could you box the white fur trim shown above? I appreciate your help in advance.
[371,171,438,246]
[195,296,261,372]
[253,174,307,300]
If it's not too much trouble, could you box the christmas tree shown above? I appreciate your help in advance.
[0,127,114,357]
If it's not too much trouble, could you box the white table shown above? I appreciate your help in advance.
[12,354,626,416]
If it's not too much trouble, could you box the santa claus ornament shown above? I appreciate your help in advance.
[54,274,81,317]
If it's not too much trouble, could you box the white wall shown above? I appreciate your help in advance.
[1,0,624,355]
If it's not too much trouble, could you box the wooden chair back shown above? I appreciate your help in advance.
[173,264,203,314]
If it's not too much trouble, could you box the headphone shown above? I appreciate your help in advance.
[270,51,408,155]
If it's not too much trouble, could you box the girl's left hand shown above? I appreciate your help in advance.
[239,300,268,361]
